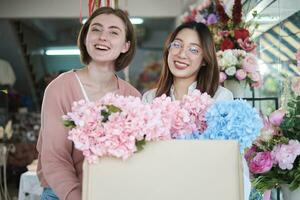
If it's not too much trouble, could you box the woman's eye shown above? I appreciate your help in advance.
[189,47,199,54]
[171,42,181,48]
[110,31,119,35]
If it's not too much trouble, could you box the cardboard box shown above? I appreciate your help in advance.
[83,140,244,200]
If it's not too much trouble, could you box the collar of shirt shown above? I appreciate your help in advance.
[170,81,197,100]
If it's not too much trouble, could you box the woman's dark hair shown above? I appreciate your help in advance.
[77,7,136,71]
[155,21,219,97]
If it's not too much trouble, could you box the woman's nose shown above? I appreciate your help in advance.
[99,31,108,41]
[177,47,188,58]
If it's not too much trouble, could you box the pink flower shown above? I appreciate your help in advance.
[271,140,300,170]
[251,78,263,88]
[219,72,227,83]
[242,54,258,73]
[249,71,260,82]
[237,37,257,52]
[249,151,273,174]
[269,109,285,126]
[291,77,300,96]
[218,30,229,37]
[258,117,277,142]
[235,69,247,80]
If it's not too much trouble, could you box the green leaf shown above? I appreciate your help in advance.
[136,138,146,152]
[106,104,122,113]
[63,120,76,128]
[101,104,122,122]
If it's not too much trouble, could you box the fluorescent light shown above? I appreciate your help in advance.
[45,47,80,56]
[130,17,143,24]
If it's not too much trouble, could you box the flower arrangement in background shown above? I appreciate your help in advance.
[63,91,213,163]
[180,0,262,89]
[180,0,218,26]
[218,49,262,88]
[137,61,162,93]
[245,77,300,192]
[180,0,257,52]
[213,0,257,52]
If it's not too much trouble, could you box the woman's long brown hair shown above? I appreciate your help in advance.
[155,22,219,97]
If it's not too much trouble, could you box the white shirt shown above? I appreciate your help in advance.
[142,82,233,103]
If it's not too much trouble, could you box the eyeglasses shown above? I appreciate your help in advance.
[169,41,202,57]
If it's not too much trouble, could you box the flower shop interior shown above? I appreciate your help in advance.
[0,0,300,200]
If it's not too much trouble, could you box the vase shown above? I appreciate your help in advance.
[224,79,248,98]
[281,185,300,200]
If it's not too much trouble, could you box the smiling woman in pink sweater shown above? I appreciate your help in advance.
[36,7,141,200]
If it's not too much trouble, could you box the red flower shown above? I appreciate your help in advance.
[234,28,250,40]
[220,38,234,51]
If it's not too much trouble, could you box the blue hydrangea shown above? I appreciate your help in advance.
[177,100,263,152]
[202,100,263,151]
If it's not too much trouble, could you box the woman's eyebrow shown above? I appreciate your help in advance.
[174,38,201,48]
[91,23,122,31]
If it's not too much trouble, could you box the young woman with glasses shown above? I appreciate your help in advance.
[142,21,233,102]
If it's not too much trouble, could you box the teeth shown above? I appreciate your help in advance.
[175,61,188,67]
[95,45,110,50]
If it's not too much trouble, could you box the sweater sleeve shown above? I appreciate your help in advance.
[39,82,81,200]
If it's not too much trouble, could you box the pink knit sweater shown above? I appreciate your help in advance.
[36,70,141,200]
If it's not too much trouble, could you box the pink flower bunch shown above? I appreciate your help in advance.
[246,140,300,174]
[244,103,300,191]
[63,92,213,163]
[64,95,146,163]
[271,140,300,170]
[217,49,262,88]
[179,90,213,133]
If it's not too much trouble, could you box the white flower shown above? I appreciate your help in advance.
[225,66,237,76]
[259,129,273,142]
[221,50,239,67]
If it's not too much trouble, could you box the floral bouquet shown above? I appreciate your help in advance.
[244,77,300,192]
[63,91,213,163]
[180,0,262,89]
[218,49,262,88]
[180,0,257,52]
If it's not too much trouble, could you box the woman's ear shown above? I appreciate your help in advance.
[121,41,130,53]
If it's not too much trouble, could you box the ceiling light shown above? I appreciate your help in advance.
[130,17,143,24]
[45,47,80,55]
